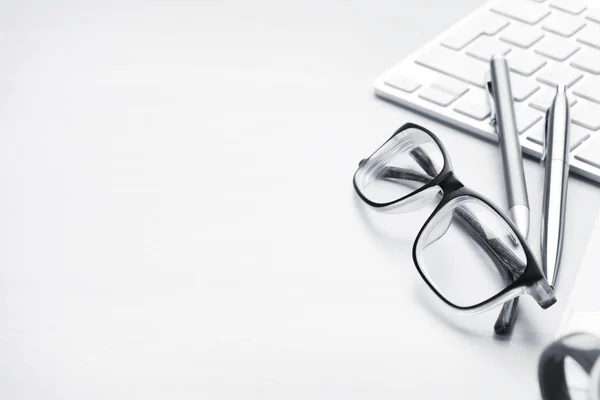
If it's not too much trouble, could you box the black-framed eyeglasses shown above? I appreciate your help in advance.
[353,123,556,316]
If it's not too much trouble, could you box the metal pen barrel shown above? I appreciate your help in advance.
[541,85,570,286]
[490,56,530,237]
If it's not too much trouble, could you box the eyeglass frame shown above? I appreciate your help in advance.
[353,122,556,314]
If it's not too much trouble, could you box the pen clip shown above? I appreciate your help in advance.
[541,86,560,163]
[541,108,550,163]
[485,72,497,128]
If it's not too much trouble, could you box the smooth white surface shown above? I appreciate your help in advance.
[557,206,600,397]
[0,1,599,399]
[559,203,600,338]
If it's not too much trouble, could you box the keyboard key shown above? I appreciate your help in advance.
[515,105,543,133]
[466,36,512,62]
[384,74,421,93]
[550,0,587,15]
[535,35,580,61]
[375,1,600,183]
[586,8,600,24]
[575,135,600,168]
[569,125,591,149]
[442,12,510,50]
[571,49,600,74]
[573,76,600,104]
[529,85,577,112]
[432,76,469,97]
[419,86,460,106]
[415,46,487,87]
[507,48,547,76]
[510,72,540,101]
[577,23,600,49]
[572,99,600,130]
[536,63,583,87]
[528,122,590,149]
[453,88,491,121]
[500,23,544,48]
[542,12,586,37]
[491,1,551,24]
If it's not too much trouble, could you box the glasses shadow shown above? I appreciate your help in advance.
[353,195,485,336]
[493,310,545,345]
[351,193,428,253]
[414,287,545,345]
[413,287,491,338]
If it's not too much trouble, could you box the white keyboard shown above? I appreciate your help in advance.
[375,0,600,183]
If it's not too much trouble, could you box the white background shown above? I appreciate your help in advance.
[1,0,599,399]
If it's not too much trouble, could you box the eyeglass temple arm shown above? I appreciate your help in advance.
[453,207,525,278]
[409,147,439,178]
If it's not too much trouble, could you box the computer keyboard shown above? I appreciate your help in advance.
[374,0,600,183]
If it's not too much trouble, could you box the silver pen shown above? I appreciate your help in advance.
[541,85,570,287]
[485,55,530,334]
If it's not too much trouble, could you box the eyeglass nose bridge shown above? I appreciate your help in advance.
[436,172,464,195]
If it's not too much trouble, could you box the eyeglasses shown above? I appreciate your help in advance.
[353,123,556,319]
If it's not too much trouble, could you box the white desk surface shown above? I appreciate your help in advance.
[1,0,599,399]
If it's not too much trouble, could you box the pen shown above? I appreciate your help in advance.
[486,55,530,334]
[541,85,570,287]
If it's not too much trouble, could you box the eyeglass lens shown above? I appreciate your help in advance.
[354,127,444,207]
[416,196,527,307]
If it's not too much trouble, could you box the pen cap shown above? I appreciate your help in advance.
[545,85,570,162]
